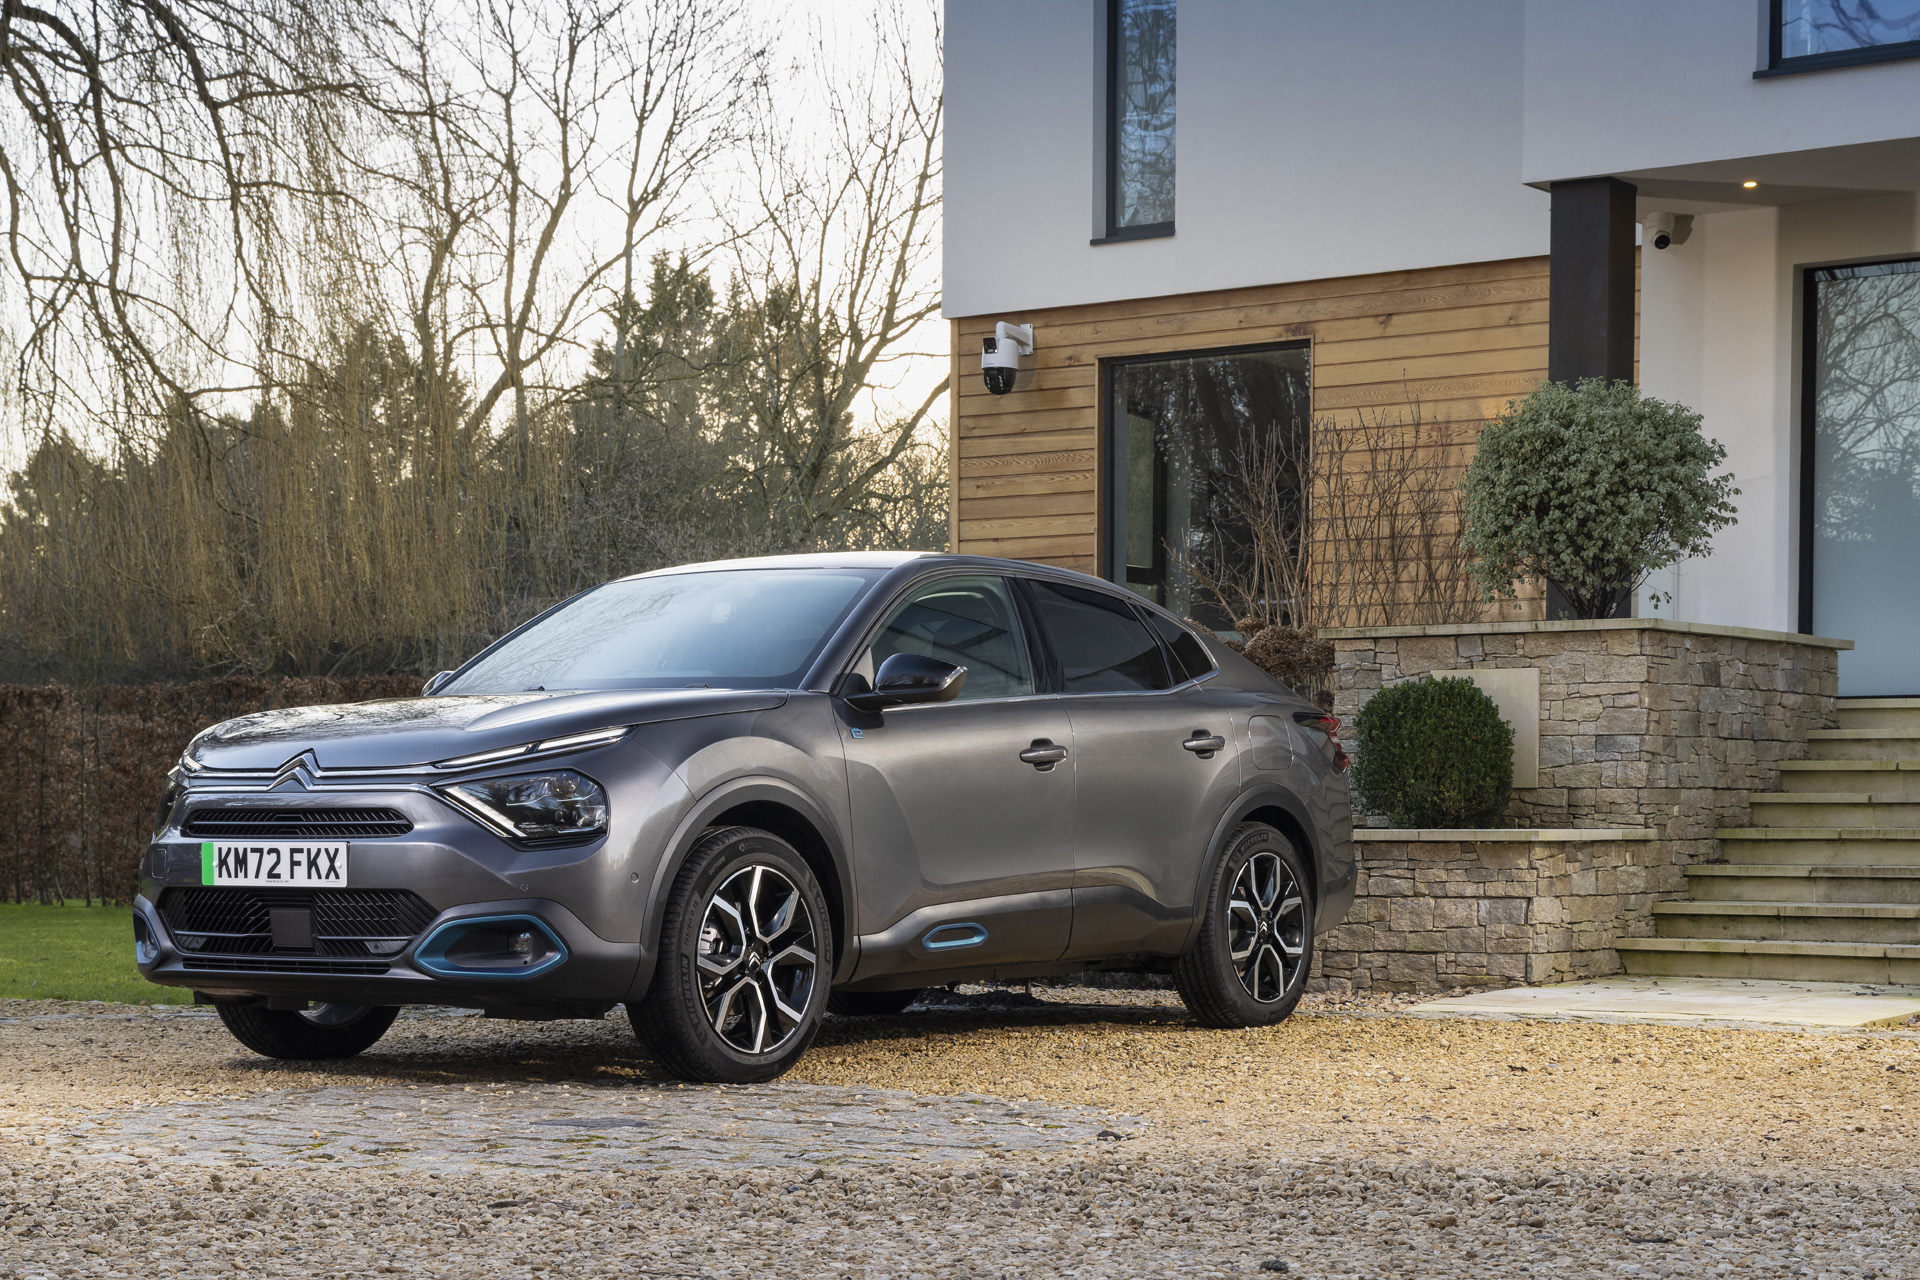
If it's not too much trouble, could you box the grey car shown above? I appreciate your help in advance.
[134,553,1353,1082]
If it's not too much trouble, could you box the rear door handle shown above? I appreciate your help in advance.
[1183,731,1226,758]
[1020,739,1069,771]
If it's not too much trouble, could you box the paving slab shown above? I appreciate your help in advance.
[1405,974,1920,1029]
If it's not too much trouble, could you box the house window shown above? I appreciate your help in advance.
[1804,257,1920,695]
[1105,343,1310,631]
[1101,0,1175,241]
[1764,0,1920,75]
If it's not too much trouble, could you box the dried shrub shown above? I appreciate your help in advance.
[0,677,422,905]
[1226,615,1335,707]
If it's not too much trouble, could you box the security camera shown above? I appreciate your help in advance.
[1641,211,1693,251]
[981,322,1034,396]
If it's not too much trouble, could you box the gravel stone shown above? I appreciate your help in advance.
[4,986,1918,1278]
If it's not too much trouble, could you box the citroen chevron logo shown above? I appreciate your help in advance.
[268,751,321,791]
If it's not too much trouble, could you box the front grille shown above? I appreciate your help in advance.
[157,888,436,959]
[182,956,392,976]
[182,807,413,839]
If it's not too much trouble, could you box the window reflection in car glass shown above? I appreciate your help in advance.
[1028,580,1172,693]
[445,569,878,693]
[1145,610,1213,682]
[867,576,1032,701]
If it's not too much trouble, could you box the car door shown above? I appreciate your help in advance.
[1019,578,1245,960]
[838,573,1076,980]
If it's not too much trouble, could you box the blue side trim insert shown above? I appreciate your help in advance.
[413,914,569,979]
[922,922,988,952]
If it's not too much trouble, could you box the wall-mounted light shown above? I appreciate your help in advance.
[1742,180,1759,189]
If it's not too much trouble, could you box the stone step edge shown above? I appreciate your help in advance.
[1717,827,1920,839]
[1837,697,1920,709]
[1615,937,1920,959]
[1810,729,1920,739]
[1751,792,1920,805]
[1782,760,1920,771]
[1652,900,1920,918]
[1685,863,1920,877]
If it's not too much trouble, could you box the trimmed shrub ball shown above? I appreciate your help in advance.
[1351,676,1514,829]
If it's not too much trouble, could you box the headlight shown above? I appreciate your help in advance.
[440,770,609,841]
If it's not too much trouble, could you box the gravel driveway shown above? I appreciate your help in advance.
[3,987,1917,1278]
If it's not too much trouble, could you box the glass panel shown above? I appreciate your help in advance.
[1780,0,1920,58]
[1811,259,1920,695]
[1029,581,1171,694]
[1111,345,1310,632]
[866,576,1032,701]
[1113,0,1175,229]
[1146,611,1214,682]
[445,569,879,693]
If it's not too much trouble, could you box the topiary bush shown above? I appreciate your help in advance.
[1351,676,1514,828]
[1461,378,1739,619]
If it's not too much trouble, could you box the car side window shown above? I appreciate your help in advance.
[1144,610,1215,683]
[1026,580,1173,694]
[860,575,1034,701]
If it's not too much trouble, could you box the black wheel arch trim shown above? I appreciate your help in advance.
[1177,784,1348,955]
[628,776,857,1002]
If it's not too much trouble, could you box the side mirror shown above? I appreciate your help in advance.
[843,653,967,713]
[423,670,456,696]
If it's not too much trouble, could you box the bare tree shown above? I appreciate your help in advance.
[716,0,947,548]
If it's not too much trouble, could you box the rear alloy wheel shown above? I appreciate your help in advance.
[633,826,831,1082]
[1173,822,1314,1028]
[215,1002,400,1060]
[827,988,921,1017]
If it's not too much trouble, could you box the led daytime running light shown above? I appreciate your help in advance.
[433,725,630,771]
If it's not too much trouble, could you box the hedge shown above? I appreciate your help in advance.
[0,677,423,904]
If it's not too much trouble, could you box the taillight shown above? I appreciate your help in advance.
[1293,711,1350,772]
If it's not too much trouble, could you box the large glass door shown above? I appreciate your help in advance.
[1104,344,1310,632]
[1807,258,1920,695]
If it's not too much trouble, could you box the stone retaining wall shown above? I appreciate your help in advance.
[1312,830,1669,992]
[1324,620,1848,837]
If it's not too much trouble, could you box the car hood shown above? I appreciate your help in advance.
[185,689,790,772]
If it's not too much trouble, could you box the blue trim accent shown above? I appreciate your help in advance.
[413,914,570,979]
[922,922,988,952]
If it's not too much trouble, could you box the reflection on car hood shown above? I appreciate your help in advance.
[186,689,789,771]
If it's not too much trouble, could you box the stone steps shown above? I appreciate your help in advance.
[1718,828,1920,866]
[1682,864,1920,904]
[1833,698,1920,734]
[1747,792,1920,827]
[1651,899,1920,944]
[1779,760,1920,793]
[1615,936,1920,984]
[1808,730,1920,761]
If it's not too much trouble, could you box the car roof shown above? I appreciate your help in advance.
[618,550,1117,588]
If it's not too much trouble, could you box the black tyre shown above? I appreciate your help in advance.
[215,1002,400,1060]
[827,988,921,1017]
[1173,822,1315,1028]
[632,826,831,1083]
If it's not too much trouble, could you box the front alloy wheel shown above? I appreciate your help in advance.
[633,826,831,1082]
[1173,822,1315,1028]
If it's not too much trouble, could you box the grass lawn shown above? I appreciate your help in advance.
[0,902,188,1004]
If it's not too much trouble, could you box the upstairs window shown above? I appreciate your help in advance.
[1103,0,1175,241]
[1765,0,1920,75]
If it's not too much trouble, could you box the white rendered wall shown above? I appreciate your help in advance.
[1637,194,1920,645]
[1522,0,1920,184]
[943,0,1545,319]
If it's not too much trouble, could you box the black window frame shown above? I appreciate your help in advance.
[1098,337,1313,612]
[1758,0,1920,77]
[1095,0,1175,245]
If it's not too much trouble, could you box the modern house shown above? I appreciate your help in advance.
[943,1,1920,986]
[944,0,1920,699]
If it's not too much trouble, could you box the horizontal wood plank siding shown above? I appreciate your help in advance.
[952,256,1585,621]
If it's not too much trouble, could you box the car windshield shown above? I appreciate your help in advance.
[442,568,881,693]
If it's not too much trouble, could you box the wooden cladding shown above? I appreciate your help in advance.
[952,256,1557,581]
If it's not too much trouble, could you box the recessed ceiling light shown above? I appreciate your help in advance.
[1743,180,1759,189]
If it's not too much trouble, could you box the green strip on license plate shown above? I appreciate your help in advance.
[201,841,214,885]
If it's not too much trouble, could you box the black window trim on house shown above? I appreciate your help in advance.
[1796,253,1920,640]
[1097,337,1313,600]
[1095,0,1174,245]
[1758,0,1920,77]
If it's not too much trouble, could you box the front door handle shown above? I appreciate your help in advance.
[1019,739,1069,771]
[1183,731,1226,759]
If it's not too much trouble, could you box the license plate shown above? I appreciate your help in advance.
[200,841,349,887]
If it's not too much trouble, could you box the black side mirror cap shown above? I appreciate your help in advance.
[843,653,967,713]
